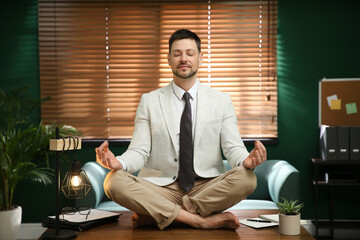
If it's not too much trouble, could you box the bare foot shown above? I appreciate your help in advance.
[175,209,240,230]
[131,213,157,228]
[201,212,240,230]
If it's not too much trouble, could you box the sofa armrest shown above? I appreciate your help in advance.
[75,162,109,208]
[248,160,299,203]
[267,160,299,203]
[224,159,299,203]
[76,162,139,208]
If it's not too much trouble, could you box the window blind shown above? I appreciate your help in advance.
[39,0,277,139]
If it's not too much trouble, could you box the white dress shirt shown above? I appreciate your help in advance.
[118,80,199,171]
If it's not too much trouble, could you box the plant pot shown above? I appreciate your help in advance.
[279,213,300,235]
[0,206,22,240]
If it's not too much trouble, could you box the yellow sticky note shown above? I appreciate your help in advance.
[331,99,341,110]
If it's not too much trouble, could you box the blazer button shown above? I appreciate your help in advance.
[174,158,177,162]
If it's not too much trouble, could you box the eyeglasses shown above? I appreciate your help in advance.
[61,206,92,220]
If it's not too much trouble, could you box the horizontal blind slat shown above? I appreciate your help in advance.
[39,0,277,139]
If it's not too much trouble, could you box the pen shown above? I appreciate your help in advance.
[247,219,271,223]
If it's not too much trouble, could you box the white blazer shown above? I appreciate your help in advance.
[120,82,249,186]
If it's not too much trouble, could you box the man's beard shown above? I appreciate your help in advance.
[172,68,198,79]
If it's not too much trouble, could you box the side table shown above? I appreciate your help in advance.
[311,158,360,239]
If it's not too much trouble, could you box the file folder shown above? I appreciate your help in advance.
[338,126,349,160]
[350,127,360,160]
[320,125,337,160]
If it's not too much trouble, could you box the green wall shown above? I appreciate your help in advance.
[1,0,360,223]
[274,0,360,220]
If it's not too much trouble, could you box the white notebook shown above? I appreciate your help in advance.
[49,209,121,223]
[239,218,278,229]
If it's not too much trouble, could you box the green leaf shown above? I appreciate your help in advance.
[276,197,304,215]
[0,86,80,210]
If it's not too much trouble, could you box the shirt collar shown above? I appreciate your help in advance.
[172,79,199,100]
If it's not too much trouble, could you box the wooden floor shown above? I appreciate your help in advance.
[41,209,314,240]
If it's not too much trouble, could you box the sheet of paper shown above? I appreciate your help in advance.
[49,209,121,223]
[346,102,358,114]
[259,214,307,225]
[239,218,278,229]
[326,94,338,107]
[330,99,341,110]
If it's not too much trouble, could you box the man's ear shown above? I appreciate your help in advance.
[167,54,171,65]
[199,52,203,65]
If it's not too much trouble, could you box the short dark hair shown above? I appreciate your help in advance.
[169,29,201,53]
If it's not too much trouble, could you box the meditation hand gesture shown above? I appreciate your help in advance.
[243,140,267,169]
[96,141,122,170]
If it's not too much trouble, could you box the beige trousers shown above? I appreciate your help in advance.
[103,166,257,230]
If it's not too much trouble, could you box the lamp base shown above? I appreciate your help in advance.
[41,229,77,240]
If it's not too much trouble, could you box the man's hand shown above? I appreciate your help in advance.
[95,141,122,170]
[243,140,267,169]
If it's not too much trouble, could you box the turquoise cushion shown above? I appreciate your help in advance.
[97,201,130,211]
[227,199,277,210]
[97,199,278,211]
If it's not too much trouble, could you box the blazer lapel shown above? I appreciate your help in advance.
[159,83,179,156]
[194,83,209,148]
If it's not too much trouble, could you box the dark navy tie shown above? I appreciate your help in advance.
[179,92,195,192]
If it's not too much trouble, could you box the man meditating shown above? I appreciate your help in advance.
[96,29,267,230]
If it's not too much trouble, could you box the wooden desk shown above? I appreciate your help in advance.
[40,209,313,240]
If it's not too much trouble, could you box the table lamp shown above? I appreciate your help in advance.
[61,137,91,199]
[41,128,91,240]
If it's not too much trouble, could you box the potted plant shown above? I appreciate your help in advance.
[0,86,80,240]
[277,197,304,235]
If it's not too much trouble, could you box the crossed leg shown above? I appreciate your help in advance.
[104,166,256,230]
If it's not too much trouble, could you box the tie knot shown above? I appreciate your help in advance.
[183,92,191,102]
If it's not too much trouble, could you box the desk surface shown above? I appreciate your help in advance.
[40,209,313,240]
